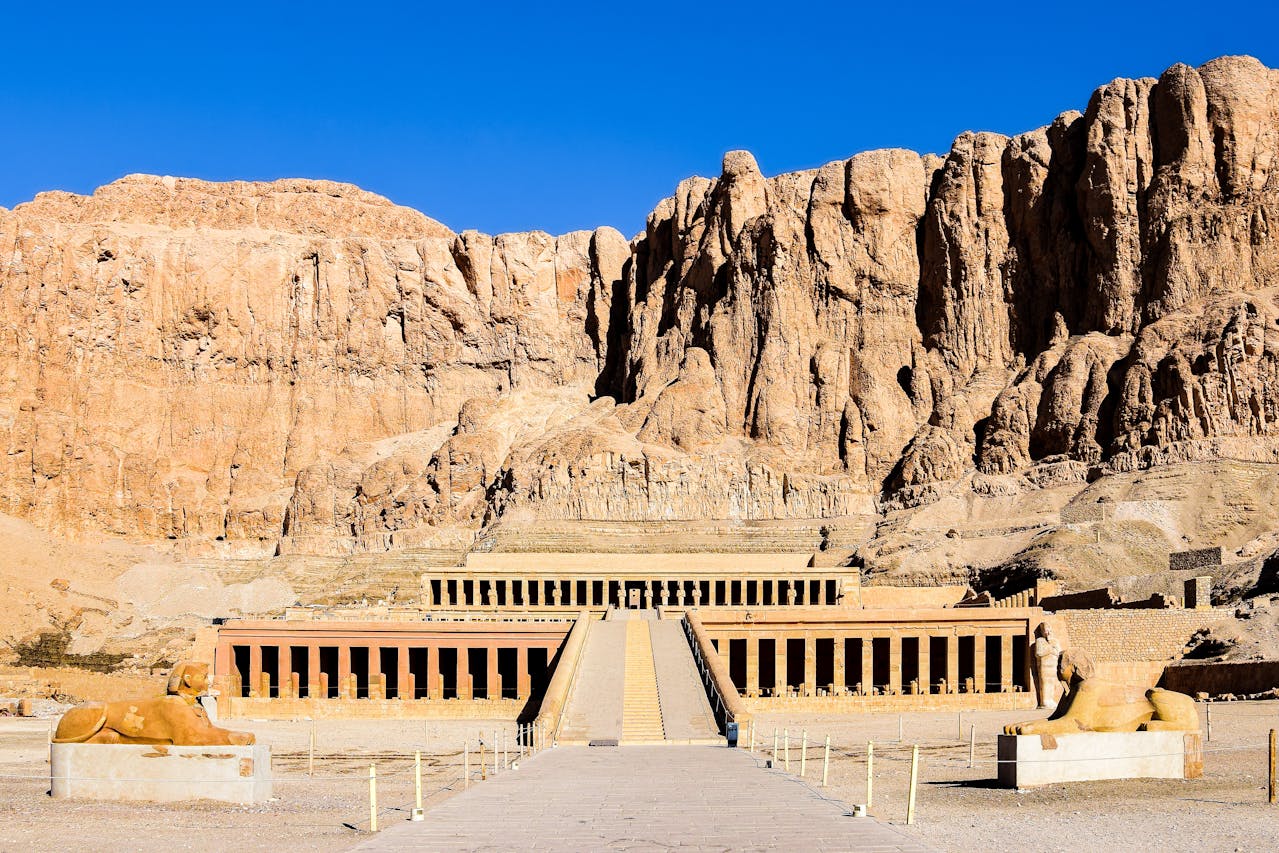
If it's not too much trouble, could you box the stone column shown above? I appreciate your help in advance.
[338,645,352,699]
[427,646,441,699]
[487,647,499,700]
[397,646,410,701]
[888,635,902,695]
[815,579,825,606]
[676,582,686,606]
[422,576,433,607]
[567,578,576,606]
[456,647,470,699]
[308,644,322,699]
[973,635,987,694]
[1000,634,1014,693]
[833,636,846,693]
[552,582,563,606]
[439,577,450,607]
[692,582,702,606]
[861,636,874,694]
[803,634,816,696]
[917,635,931,694]
[517,645,531,699]
[774,638,786,696]
[745,637,759,696]
[248,645,263,698]
[943,635,957,694]
[786,581,797,605]
[660,582,670,607]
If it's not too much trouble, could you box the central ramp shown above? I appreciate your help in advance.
[357,746,933,852]
[621,620,665,742]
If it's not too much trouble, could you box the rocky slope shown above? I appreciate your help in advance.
[3,55,1279,612]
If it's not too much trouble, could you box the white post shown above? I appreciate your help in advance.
[415,751,422,811]
[906,744,919,825]
[800,730,808,777]
[822,735,831,788]
[957,711,962,741]
[866,741,874,809]
[968,724,976,769]
[369,764,378,833]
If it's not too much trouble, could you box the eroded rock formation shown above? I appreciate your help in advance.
[2,55,1279,557]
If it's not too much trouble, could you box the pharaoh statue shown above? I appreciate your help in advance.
[1032,622,1063,709]
[53,661,255,746]
[1004,650,1199,736]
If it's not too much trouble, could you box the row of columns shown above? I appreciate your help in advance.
[422,576,844,608]
[717,632,1025,698]
[230,643,543,701]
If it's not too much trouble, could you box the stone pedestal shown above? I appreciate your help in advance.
[51,743,273,804]
[997,732,1202,788]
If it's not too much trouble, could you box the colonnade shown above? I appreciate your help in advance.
[421,575,847,608]
[711,630,1029,698]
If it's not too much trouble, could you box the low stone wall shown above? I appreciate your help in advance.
[50,743,272,804]
[1059,609,1226,679]
[997,732,1202,788]
[226,697,527,720]
[743,692,1034,714]
[1160,660,1279,696]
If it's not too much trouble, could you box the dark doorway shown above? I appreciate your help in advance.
[233,646,250,697]
[929,636,947,693]
[380,647,399,699]
[729,638,747,692]
[320,647,339,698]
[902,637,920,693]
[439,647,458,699]
[786,637,805,690]
[872,637,890,692]
[958,636,975,691]
[468,648,488,699]
[815,638,834,691]
[498,648,518,699]
[260,646,279,698]
[351,647,369,698]
[409,648,429,698]
[291,646,309,697]
[844,638,862,691]
[759,639,776,695]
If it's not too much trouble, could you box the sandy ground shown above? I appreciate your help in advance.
[750,702,1279,853]
[3,704,1278,852]
[1,717,523,853]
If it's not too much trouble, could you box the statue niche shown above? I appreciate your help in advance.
[53,661,255,746]
[1004,650,1199,736]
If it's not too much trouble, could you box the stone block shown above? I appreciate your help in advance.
[996,732,1202,788]
[51,743,273,804]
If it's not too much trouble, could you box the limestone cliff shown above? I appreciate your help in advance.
[3,55,1279,566]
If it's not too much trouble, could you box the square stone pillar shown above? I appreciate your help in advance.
[422,576,433,607]
[308,645,322,699]
[774,639,786,697]
[946,635,959,694]
[456,647,470,699]
[427,646,442,699]
[815,580,825,606]
[517,646,531,699]
[888,635,903,695]
[917,635,931,694]
[439,578,450,607]
[248,645,263,698]
[833,636,846,693]
[745,637,759,696]
[860,636,874,694]
[397,646,410,701]
[973,635,987,694]
[1000,634,1014,693]
[486,647,499,700]
[803,634,816,696]
[338,645,352,699]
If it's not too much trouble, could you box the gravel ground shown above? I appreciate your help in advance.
[5,704,1278,852]
[749,701,1279,853]
[1,717,524,853]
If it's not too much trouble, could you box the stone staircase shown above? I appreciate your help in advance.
[621,619,665,743]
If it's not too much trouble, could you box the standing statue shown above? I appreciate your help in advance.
[53,662,255,746]
[1004,650,1199,735]
[1032,623,1063,709]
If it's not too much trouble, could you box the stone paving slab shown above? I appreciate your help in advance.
[558,622,625,744]
[649,620,721,743]
[356,745,933,852]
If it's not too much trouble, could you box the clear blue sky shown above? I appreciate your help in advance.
[2,1,1275,236]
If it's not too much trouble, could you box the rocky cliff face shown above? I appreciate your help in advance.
[3,56,1279,560]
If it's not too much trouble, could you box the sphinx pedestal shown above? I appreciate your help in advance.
[997,732,1203,788]
[50,743,272,804]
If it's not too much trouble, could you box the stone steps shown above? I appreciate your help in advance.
[621,620,665,743]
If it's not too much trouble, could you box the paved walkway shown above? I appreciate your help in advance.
[650,621,720,742]
[356,746,933,852]
[558,621,625,743]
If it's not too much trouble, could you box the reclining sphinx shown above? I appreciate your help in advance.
[53,661,255,746]
[1004,649,1199,736]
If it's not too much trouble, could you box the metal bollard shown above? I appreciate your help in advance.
[906,744,919,825]
[822,735,831,788]
[866,741,874,809]
[369,764,378,833]
[800,730,808,777]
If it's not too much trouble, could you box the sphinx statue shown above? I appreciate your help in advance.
[53,661,255,746]
[1004,649,1199,736]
